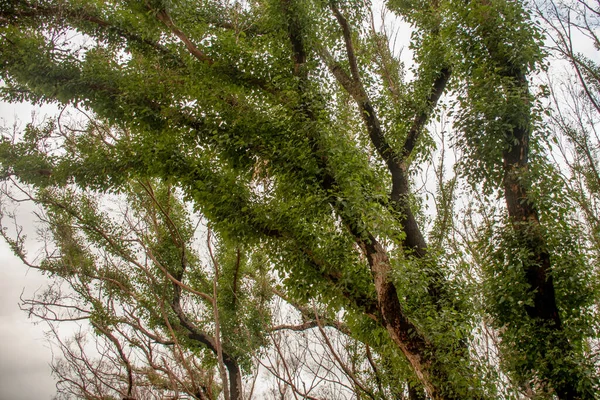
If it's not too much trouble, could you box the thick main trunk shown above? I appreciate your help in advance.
[225,358,243,400]
[364,238,461,400]
[501,72,583,399]
[502,88,561,327]
[503,168,561,327]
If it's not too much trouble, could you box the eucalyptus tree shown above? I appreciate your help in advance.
[0,0,598,398]
[0,171,270,400]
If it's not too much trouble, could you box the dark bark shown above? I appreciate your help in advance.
[498,56,582,400]
[224,359,243,400]
[502,114,561,328]
[360,234,478,400]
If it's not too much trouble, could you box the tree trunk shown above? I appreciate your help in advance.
[364,238,460,400]
[501,69,581,400]
[225,358,243,400]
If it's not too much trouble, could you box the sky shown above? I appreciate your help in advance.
[0,248,56,399]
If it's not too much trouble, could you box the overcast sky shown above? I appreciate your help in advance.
[0,247,56,399]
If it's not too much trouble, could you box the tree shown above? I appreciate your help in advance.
[0,0,598,398]
[0,161,407,400]
[0,174,268,399]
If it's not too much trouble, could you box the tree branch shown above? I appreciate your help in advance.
[401,67,452,159]
[151,6,214,65]
[330,2,361,82]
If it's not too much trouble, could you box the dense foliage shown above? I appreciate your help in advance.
[1,0,600,398]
